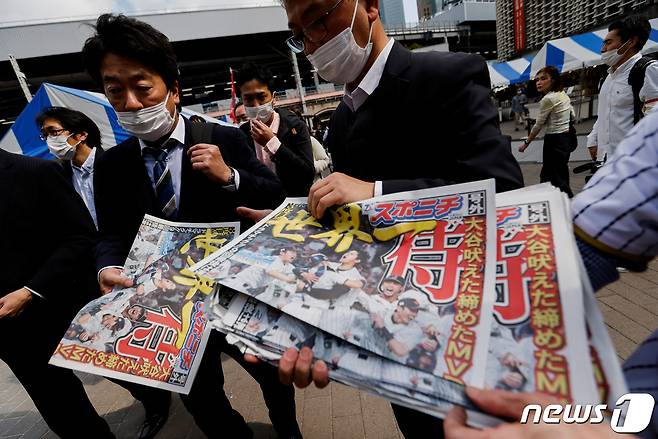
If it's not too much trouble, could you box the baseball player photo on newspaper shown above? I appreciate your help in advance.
[193,180,497,387]
[50,216,238,393]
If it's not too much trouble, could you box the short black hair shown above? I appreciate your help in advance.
[537,66,563,92]
[609,15,651,51]
[82,14,180,89]
[36,106,102,149]
[236,63,276,92]
[234,99,244,110]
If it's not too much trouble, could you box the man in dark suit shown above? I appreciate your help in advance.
[285,0,523,219]
[277,1,524,437]
[237,63,315,196]
[0,149,114,438]
[36,107,179,438]
[83,14,300,439]
[36,106,104,229]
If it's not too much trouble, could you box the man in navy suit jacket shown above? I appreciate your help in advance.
[84,14,299,439]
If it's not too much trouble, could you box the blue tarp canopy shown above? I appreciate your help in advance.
[0,83,230,157]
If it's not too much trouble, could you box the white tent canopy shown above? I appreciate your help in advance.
[531,18,658,76]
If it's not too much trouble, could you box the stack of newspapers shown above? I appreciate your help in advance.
[189,180,628,426]
[50,180,628,426]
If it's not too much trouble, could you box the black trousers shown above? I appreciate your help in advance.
[540,133,573,198]
[0,305,114,439]
[119,331,300,438]
[392,404,444,439]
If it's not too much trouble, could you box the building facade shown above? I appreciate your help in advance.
[497,0,658,60]
[381,0,420,26]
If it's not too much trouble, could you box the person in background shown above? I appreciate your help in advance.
[588,15,658,161]
[83,13,299,439]
[0,150,114,438]
[36,106,103,229]
[510,88,528,131]
[36,105,182,439]
[310,135,331,182]
[237,62,315,196]
[519,66,575,197]
[444,101,658,439]
[234,100,249,125]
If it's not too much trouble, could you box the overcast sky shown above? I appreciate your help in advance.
[2,0,280,27]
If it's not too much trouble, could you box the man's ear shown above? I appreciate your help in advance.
[171,80,181,106]
[365,0,380,23]
[74,131,88,144]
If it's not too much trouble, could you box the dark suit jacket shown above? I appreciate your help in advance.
[94,117,285,271]
[326,42,524,194]
[240,109,314,196]
[0,150,98,353]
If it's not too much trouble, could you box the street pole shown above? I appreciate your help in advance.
[9,54,32,103]
[290,48,308,114]
[312,69,321,90]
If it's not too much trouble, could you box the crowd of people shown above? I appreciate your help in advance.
[0,1,657,438]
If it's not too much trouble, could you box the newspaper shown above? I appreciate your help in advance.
[50,216,239,394]
[203,288,499,427]
[189,182,628,424]
[486,189,599,404]
[193,180,498,387]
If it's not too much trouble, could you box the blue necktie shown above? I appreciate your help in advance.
[143,139,178,219]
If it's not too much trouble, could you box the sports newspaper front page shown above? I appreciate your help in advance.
[191,182,627,425]
[50,216,239,394]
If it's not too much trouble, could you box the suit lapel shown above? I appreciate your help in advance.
[368,42,412,108]
[276,110,291,140]
[178,117,195,216]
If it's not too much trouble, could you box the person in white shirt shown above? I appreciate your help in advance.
[36,107,103,229]
[519,66,576,197]
[588,15,658,161]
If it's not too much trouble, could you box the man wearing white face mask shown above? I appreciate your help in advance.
[268,0,524,437]
[281,0,523,221]
[83,14,300,439]
[36,107,103,229]
[587,15,658,161]
[237,63,315,196]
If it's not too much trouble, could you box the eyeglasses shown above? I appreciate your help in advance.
[286,0,345,54]
[39,127,68,141]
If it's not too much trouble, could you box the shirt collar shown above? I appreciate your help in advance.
[270,111,280,135]
[72,147,97,173]
[609,52,642,76]
[343,38,395,112]
[138,113,185,153]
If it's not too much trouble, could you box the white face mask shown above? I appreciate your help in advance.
[245,100,275,124]
[47,134,79,160]
[306,0,374,85]
[115,92,176,142]
[601,40,631,67]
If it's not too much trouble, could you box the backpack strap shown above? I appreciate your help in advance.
[188,122,216,145]
[629,56,657,124]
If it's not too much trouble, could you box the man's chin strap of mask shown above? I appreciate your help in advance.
[351,0,374,51]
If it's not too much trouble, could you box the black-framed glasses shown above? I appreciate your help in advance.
[286,0,346,53]
[39,127,68,140]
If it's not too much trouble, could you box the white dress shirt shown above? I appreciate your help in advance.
[588,53,658,159]
[71,147,98,230]
[342,38,395,196]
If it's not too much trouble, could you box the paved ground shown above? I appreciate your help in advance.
[2,163,657,439]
